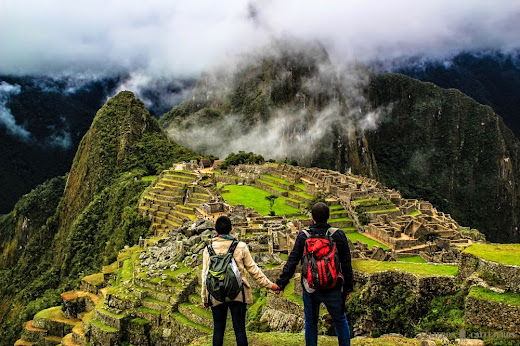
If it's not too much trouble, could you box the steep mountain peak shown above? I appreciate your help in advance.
[58,90,163,232]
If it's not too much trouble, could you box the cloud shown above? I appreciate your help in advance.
[0,82,31,141]
[46,130,73,149]
[1,1,519,77]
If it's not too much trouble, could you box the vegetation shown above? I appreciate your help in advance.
[345,232,390,250]
[414,290,467,334]
[220,151,265,170]
[221,185,300,216]
[468,286,520,306]
[352,260,458,276]
[398,256,427,264]
[463,244,520,266]
[265,194,278,216]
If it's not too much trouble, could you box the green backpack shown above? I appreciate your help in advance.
[205,239,244,304]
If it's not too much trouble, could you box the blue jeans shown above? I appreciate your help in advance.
[211,301,248,346]
[302,289,350,346]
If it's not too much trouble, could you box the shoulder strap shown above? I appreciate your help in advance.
[207,242,217,256]
[227,239,239,255]
[326,227,339,236]
[302,229,311,238]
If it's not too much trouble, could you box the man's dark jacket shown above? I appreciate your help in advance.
[276,222,354,294]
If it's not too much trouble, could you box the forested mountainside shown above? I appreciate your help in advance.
[397,51,520,139]
[161,45,520,242]
[0,91,197,344]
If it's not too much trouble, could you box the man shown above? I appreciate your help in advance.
[202,215,280,346]
[276,202,353,346]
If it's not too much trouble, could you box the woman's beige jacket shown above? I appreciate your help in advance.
[201,237,274,306]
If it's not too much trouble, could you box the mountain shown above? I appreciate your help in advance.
[366,73,520,243]
[396,51,520,139]
[161,45,520,242]
[0,76,120,215]
[0,91,197,344]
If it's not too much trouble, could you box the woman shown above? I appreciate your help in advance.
[201,215,280,346]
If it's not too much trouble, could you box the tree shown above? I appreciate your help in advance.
[265,194,278,216]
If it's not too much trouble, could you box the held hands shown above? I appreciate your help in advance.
[271,283,282,294]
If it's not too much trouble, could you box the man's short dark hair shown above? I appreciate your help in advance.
[311,202,330,223]
[215,215,232,234]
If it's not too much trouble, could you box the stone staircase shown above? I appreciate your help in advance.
[139,170,212,235]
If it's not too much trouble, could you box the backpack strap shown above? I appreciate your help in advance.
[302,229,311,238]
[207,242,217,257]
[227,239,239,255]
[326,227,339,237]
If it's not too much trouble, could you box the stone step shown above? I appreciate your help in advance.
[171,312,211,341]
[71,324,86,345]
[22,320,47,342]
[95,307,126,329]
[330,211,349,219]
[164,171,198,180]
[135,306,164,327]
[43,335,63,345]
[32,307,81,338]
[188,292,203,306]
[141,297,172,311]
[89,319,120,345]
[149,189,183,199]
[61,291,99,317]
[178,302,213,329]
[165,213,184,224]
[161,178,186,187]
[133,286,176,304]
[185,202,200,209]
[14,340,36,346]
[61,333,81,346]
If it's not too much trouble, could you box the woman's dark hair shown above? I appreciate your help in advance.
[215,215,232,234]
[311,202,330,223]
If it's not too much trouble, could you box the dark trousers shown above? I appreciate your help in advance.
[211,301,248,346]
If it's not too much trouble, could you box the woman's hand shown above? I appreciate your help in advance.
[271,283,281,294]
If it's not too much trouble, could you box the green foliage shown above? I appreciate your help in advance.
[265,194,278,215]
[468,286,520,306]
[345,232,390,250]
[414,291,467,334]
[220,151,264,170]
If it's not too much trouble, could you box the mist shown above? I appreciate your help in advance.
[1,1,519,78]
[0,82,31,141]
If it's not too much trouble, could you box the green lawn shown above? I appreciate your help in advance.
[398,256,426,263]
[352,259,458,277]
[345,232,390,250]
[221,185,301,216]
[329,204,344,210]
[261,174,292,185]
[342,227,358,233]
[141,175,156,182]
[468,286,520,306]
[463,243,520,266]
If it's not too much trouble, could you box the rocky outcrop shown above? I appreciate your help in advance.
[465,296,520,333]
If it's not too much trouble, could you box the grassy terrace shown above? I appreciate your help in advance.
[468,286,520,306]
[463,244,520,266]
[261,174,291,185]
[221,185,301,216]
[352,259,458,276]
[398,256,427,263]
[345,232,390,250]
[366,208,400,214]
[141,175,156,182]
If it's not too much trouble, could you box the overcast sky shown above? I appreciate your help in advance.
[1,0,519,77]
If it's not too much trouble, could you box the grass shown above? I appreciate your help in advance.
[180,301,213,319]
[283,278,303,306]
[261,174,292,185]
[121,258,133,282]
[345,232,390,250]
[463,243,520,266]
[342,227,358,233]
[366,208,400,214]
[247,295,266,321]
[221,185,300,216]
[398,256,427,263]
[468,286,520,306]
[352,259,458,277]
[329,204,344,210]
[330,217,352,222]
[82,273,105,286]
[408,210,420,216]
[136,306,163,315]
[172,312,212,333]
[191,332,420,345]
[34,306,64,320]
[91,318,118,332]
[141,175,156,182]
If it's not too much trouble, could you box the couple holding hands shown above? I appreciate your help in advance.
[201,203,353,346]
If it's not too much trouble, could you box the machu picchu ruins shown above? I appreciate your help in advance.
[14,162,520,345]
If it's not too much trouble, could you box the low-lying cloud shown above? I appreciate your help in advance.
[1,1,519,78]
[0,82,31,141]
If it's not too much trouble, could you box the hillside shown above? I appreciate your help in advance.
[0,91,197,344]
[161,46,520,242]
[367,74,520,243]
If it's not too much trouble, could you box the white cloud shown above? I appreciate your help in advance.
[1,1,518,77]
[0,82,31,140]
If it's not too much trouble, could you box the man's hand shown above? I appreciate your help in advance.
[271,283,281,294]
[345,292,352,302]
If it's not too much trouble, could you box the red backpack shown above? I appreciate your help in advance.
[302,228,343,291]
